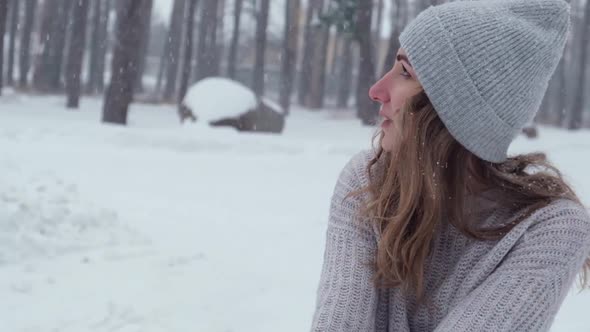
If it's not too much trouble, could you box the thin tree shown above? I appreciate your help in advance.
[382,0,406,75]
[33,0,59,91]
[337,35,354,108]
[298,3,316,105]
[162,0,185,101]
[32,0,72,92]
[252,0,270,96]
[568,0,590,130]
[279,0,301,113]
[102,0,153,125]
[356,0,379,124]
[86,0,111,94]
[195,0,220,82]
[178,0,198,103]
[134,1,153,93]
[6,0,19,86]
[215,0,226,73]
[0,0,8,95]
[373,0,384,48]
[49,0,73,90]
[19,0,37,88]
[307,0,331,109]
[65,0,90,108]
[227,0,244,79]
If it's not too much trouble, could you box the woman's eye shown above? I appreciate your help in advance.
[401,64,411,78]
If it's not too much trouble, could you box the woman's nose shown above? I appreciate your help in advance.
[369,76,390,104]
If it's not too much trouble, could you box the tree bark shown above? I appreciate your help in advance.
[373,0,384,50]
[102,0,153,125]
[6,0,19,87]
[162,0,186,101]
[356,0,379,125]
[568,0,589,130]
[86,0,110,94]
[252,0,270,96]
[227,0,243,79]
[49,0,73,91]
[556,54,567,127]
[382,0,405,75]
[66,0,90,108]
[86,0,111,94]
[134,0,153,93]
[195,0,219,82]
[337,36,354,108]
[0,0,8,95]
[33,0,59,91]
[279,0,301,114]
[19,0,37,89]
[178,0,198,103]
[307,20,330,109]
[297,2,316,105]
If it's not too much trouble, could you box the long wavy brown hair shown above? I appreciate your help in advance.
[356,90,590,301]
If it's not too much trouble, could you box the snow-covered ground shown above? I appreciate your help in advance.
[1,92,589,332]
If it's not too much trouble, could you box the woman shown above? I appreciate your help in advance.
[311,0,590,331]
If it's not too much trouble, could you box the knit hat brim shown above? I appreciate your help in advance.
[400,12,515,163]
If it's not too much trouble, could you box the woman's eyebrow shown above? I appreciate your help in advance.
[396,54,413,68]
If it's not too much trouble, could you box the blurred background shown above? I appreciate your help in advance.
[0,0,589,331]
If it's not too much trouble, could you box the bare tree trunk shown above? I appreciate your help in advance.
[568,0,589,130]
[307,24,330,109]
[0,0,7,95]
[86,0,110,94]
[382,0,405,75]
[373,0,384,49]
[65,0,90,108]
[195,0,219,82]
[6,0,19,87]
[33,0,59,91]
[227,0,243,79]
[155,38,168,94]
[298,2,315,105]
[0,0,8,95]
[337,36,353,108]
[96,0,110,92]
[252,0,270,96]
[162,0,186,101]
[178,0,198,103]
[48,0,73,91]
[215,0,225,73]
[134,1,153,94]
[556,55,567,126]
[19,0,37,89]
[102,0,153,125]
[356,0,379,125]
[280,0,301,114]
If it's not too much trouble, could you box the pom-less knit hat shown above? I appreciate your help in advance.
[399,0,571,163]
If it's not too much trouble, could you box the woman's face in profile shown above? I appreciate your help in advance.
[369,48,423,152]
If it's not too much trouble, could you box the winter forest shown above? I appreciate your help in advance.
[0,0,590,331]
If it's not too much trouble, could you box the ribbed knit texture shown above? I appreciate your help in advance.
[398,0,571,162]
[311,151,590,332]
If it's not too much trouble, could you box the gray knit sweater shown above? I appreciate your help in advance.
[311,151,590,332]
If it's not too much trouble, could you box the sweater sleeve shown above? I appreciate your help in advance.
[434,199,590,332]
[310,151,383,332]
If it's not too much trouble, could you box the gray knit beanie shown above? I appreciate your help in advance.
[399,0,571,163]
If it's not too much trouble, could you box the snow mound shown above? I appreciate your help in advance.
[0,172,147,265]
[182,77,258,123]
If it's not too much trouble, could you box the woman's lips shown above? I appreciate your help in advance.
[379,107,398,121]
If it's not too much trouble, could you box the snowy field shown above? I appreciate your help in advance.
[1,91,590,332]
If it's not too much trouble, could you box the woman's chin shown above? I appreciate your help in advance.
[381,139,394,152]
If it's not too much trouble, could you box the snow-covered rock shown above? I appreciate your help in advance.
[182,77,286,133]
[182,77,258,123]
